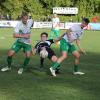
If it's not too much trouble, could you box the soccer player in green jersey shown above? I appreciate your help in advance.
[1,12,33,74]
[49,14,60,39]
[50,18,90,76]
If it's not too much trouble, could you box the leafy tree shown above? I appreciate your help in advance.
[0,0,100,21]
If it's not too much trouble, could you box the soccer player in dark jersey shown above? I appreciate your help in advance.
[32,32,64,73]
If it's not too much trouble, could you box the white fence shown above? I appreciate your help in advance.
[0,21,100,30]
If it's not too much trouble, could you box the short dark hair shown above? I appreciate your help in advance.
[83,18,90,24]
[41,32,48,37]
[21,12,28,18]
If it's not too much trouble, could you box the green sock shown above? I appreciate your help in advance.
[56,65,60,70]
[51,62,56,67]
[52,62,60,70]
[22,57,30,69]
[7,56,12,68]
[74,65,79,72]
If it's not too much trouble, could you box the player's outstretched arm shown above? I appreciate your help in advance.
[53,29,72,43]
[76,39,86,55]
[53,33,65,43]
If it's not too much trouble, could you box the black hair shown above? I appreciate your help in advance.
[83,18,90,24]
[21,12,28,18]
[41,32,48,37]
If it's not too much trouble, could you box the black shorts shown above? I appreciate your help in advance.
[46,48,56,59]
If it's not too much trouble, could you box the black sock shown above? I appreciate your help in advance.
[40,57,44,67]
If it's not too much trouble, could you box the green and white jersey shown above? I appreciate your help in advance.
[63,24,84,44]
[27,18,33,28]
[52,17,60,30]
[14,21,32,44]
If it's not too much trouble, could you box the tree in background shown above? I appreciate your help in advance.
[0,0,100,21]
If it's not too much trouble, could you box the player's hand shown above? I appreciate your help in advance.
[79,49,86,55]
[31,49,36,55]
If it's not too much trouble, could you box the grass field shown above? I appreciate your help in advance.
[0,28,100,100]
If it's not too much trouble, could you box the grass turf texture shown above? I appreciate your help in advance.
[0,28,100,100]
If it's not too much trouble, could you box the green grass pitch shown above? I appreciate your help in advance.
[0,28,100,100]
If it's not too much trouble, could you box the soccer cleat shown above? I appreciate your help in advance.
[18,68,24,75]
[73,71,85,75]
[1,66,11,72]
[55,69,61,74]
[50,67,56,77]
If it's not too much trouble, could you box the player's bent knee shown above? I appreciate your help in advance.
[25,51,31,57]
[8,50,15,57]
[51,56,58,62]
[72,51,80,59]
[75,54,80,59]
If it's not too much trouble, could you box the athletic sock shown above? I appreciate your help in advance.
[7,56,12,68]
[51,62,60,70]
[22,57,30,69]
[40,57,44,67]
[56,65,60,70]
[74,64,79,72]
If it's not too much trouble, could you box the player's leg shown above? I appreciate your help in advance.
[1,42,21,72]
[7,50,15,67]
[72,51,80,72]
[47,48,57,62]
[51,51,67,68]
[71,45,85,75]
[18,44,31,74]
[1,50,15,72]
[54,30,60,45]
[52,39,68,69]
[49,29,55,39]
[39,48,45,68]
[51,55,61,74]
[48,49,59,72]
[54,30,60,38]
[46,48,59,76]
[23,51,31,69]
[50,51,67,76]
[50,39,68,76]
[40,57,44,68]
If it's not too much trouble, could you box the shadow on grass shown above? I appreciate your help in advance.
[0,48,100,100]
[0,48,100,74]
